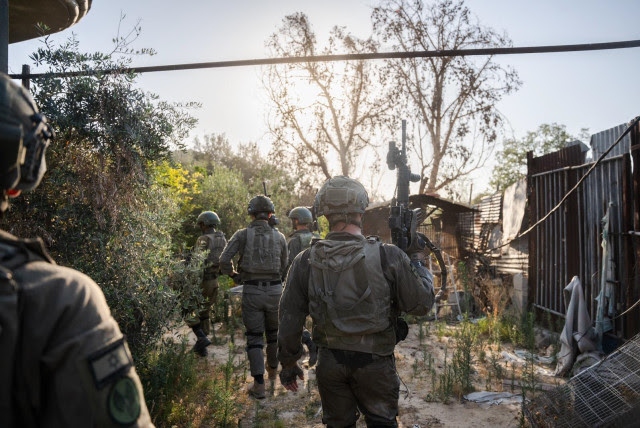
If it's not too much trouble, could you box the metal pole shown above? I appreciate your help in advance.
[21,64,30,89]
[0,0,8,74]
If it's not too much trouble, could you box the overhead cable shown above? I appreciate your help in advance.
[8,39,640,79]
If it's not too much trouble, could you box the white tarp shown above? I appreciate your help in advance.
[555,276,598,376]
[501,178,527,243]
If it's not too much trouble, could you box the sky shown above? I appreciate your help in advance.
[8,0,640,200]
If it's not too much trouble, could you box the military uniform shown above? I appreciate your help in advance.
[185,227,227,334]
[0,231,153,427]
[220,219,288,389]
[279,231,434,427]
[286,224,320,365]
[287,228,319,268]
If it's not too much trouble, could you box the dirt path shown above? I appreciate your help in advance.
[173,322,523,427]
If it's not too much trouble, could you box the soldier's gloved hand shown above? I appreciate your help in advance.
[280,363,304,392]
[435,288,445,303]
[230,271,241,284]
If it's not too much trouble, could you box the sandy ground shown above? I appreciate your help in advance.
[171,321,531,427]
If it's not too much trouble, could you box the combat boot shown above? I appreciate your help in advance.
[248,381,266,399]
[266,365,278,381]
[192,336,211,356]
[191,324,211,357]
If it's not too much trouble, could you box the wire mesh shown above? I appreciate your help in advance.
[526,334,640,427]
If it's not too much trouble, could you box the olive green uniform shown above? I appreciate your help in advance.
[220,220,288,377]
[185,228,228,333]
[0,231,152,427]
[287,229,319,268]
[286,228,320,357]
[278,232,434,427]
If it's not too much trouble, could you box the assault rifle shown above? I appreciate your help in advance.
[262,180,280,227]
[387,120,447,298]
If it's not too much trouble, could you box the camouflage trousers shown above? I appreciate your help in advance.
[316,347,399,428]
[241,283,282,376]
[185,277,218,334]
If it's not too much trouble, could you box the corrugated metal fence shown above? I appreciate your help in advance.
[528,126,637,339]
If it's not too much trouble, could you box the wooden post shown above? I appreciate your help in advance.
[628,123,640,337]
[0,0,8,74]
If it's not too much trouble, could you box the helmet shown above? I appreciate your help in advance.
[0,73,53,196]
[314,176,369,217]
[196,211,221,227]
[288,206,313,224]
[248,195,275,215]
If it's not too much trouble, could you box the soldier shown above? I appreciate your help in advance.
[286,206,319,366]
[277,176,435,428]
[0,74,153,426]
[219,195,288,399]
[286,206,320,268]
[187,210,229,356]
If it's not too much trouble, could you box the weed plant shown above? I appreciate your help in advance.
[141,338,199,424]
[452,318,476,394]
[304,399,322,420]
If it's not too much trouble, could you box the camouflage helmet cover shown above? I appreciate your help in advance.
[197,211,221,227]
[288,206,313,224]
[314,176,369,217]
[247,195,275,215]
[0,73,53,194]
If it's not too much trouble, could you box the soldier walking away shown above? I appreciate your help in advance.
[219,195,288,399]
[187,211,229,356]
[286,206,319,366]
[0,73,153,426]
[278,176,435,427]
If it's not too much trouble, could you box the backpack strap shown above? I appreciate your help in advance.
[0,237,50,428]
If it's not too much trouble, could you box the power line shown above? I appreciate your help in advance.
[8,39,640,79]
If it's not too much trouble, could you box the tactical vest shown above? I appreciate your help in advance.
[202,231,226,266]
[308,237,394,354]
[239,225,283,275]
[0,234,52,427]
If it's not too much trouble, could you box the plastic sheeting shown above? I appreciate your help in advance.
[464,391,522,408]
[501,178,527,243]
[555,276,598,376]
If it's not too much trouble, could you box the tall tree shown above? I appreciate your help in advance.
[490,123,587,191]
[264,12,389,187]
[372,0,521,194]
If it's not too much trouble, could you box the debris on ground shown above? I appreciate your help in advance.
[464,391,522,408]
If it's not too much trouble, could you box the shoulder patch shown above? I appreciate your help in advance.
[108,376,141,425]
[87,338,133,389]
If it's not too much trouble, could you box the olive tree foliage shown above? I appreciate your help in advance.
[174,133,306,244]
[264,12,389,189]
[27,32,197,227]
[372,0,521,194]
[3,30,198,360]
[490,123,587,191]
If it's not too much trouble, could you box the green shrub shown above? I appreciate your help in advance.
[139,339,199,424]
